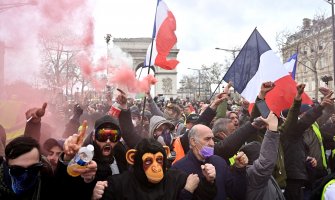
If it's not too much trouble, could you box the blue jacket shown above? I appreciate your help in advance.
[172,151,246,200]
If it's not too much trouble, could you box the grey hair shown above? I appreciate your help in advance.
[188,125,200,149]
[212,118,231,137]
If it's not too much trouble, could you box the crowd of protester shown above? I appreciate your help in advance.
[0,81,335,200]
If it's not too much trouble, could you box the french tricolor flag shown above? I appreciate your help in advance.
[144,0,179,70]
[283,53,298,80]
[223,29,312,116]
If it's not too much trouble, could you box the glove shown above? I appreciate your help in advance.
[73,104,83,119]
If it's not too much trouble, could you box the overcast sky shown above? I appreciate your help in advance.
[93,0,332,81]
[1,0,330,86]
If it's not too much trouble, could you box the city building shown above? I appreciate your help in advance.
[282,17,334,100]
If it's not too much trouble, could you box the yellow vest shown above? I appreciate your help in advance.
[312,122,327,169]
[321,179,335,200]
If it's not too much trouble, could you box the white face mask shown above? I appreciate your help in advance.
[132,119,137,127]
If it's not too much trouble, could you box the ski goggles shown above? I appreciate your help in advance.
[95,128,121,143]
[8,162,43,177]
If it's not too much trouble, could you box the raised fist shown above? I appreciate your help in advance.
[25,102,47,123]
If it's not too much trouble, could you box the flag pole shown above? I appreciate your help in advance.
[208,77,225,100]
[141,0,159,127]
[137,66,144,79]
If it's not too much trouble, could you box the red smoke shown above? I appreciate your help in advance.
[0,0,94,142]
[0,0,94,83]
[109,67,157,94]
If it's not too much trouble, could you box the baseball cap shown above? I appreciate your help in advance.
[186,114,200,123]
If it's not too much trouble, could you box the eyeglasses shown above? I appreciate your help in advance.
[95,128,120,143]
[8,162,43,177]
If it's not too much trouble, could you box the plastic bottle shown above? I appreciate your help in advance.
[67,144,94,177]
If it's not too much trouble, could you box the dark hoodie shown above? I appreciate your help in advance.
[56,115,128,200]
[101,138,217,200]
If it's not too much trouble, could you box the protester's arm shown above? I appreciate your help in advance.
[250,82,275,121]
[63,104,83,138]
[297,91,333,131]
[215,100,228,119]
[215,82,231,119]
[279,84,304,135]
[118,92,143,148]
[245,112,280,188]
[147,92,165,117]
[316,87,335,126]
[183,164,217,200]
[24,102,47,143]
[239,99,251,126]
[54,152,97,199]
[247,131,280,186]
[317,107,334,128]
[24,120,42,142]
[191,177,217,200]
[119,109,143,148]
[194,106,216,127]
[214,121,258,161]
[279,98,301,135]
[195,92,227,127]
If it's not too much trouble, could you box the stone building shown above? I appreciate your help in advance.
[282,17,334,100]
[112,38,179,99]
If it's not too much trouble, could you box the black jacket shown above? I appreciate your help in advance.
[280,99,324,180]
[101,169,216,200]
[214,122,258,161]
[0,156,56,200]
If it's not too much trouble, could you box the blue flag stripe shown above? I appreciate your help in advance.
[223,29,271,93]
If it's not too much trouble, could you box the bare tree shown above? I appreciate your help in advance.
[179,74,198,100]
[200,61,230,94]
[276,29,293,55]
[39,34,81,101]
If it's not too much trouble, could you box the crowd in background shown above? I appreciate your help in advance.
[0,81,335,200]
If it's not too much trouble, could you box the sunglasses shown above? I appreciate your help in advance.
[95,128,120,143]
[8,162,43,177]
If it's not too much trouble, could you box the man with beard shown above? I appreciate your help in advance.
[56,115,128,200]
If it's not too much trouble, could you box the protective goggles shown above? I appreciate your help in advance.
[8,162,43,177]
[95,128,121,143]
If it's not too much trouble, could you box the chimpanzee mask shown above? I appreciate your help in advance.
[126,138,170,185]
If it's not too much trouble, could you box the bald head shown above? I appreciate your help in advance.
[188,124,215,160]
[188,124,212,141]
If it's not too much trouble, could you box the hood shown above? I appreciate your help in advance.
[149,115,175,137]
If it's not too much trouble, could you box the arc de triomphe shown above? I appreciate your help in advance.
[113,38,179,99]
